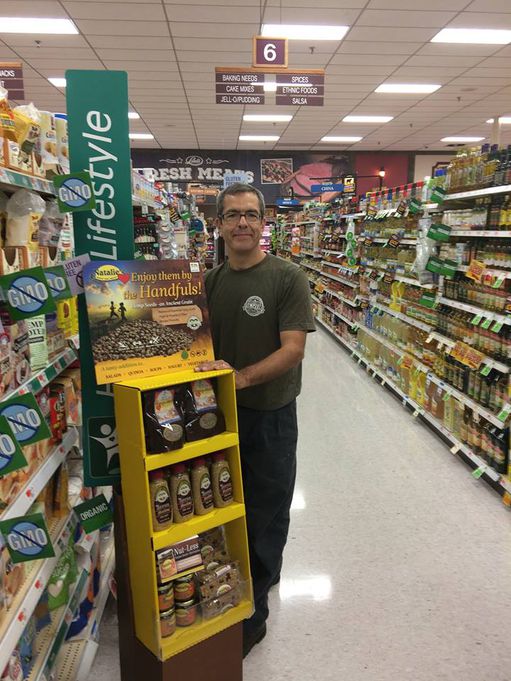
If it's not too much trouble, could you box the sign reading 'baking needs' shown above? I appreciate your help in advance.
[215,70,265,105]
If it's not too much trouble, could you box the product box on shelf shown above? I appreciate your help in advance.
[0,247,20,276]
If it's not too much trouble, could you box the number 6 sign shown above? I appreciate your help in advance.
[253,36,288,68]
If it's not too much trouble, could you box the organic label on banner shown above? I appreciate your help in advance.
[0,267,56,320]
[426,256,443,275]
[0,415,27,478]
[0,393,51,446]
[83,260,214,384]
[44,266,72,300]
[408,198,423,214]
[430,185,446,204]
[466,259,486,283]
[62,253,91,295]
[0,513,55,563]
[74,494,113,533]
[419,291,438,309]
[53,171,96,213]
[441,259,458,279]
[427,223,451,242]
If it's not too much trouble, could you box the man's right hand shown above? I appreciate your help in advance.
[195,360,233,373]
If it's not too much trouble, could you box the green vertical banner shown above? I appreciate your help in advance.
[66,70,134,486]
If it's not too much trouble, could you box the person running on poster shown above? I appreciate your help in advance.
[109,301,119,319]
[196,183,315,657]
[119,302,127,321]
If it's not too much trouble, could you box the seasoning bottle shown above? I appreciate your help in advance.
[191,457,214,515]
[170,463,194,523]
[211,452,234,508]
[149,470,172,532]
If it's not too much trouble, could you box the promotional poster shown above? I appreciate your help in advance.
[83,260,214,384]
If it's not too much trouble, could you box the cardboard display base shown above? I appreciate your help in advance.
[113,489,243,681]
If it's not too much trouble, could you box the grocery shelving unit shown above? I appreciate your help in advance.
[304,179,511,500]
[114,368,252,663]
[0,167,56,196]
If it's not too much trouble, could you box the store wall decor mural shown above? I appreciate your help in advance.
[131,150,411,205]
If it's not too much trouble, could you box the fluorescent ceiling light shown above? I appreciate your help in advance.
[48,77,66,87]
[487,117,511,124]
[375,83,441,94]
[243,114,292,123]
[128,112,140,120]
[432,28,511,45]
[320,136,363,143]
[0,17,78,34]
[263,82,277,93]
[239,135,280,141]
[129,133,154,140]
[342,115,393,123]
[261,24,349,41]
[441,136,485,142]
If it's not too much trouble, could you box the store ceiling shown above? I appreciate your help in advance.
[1,0,511,151]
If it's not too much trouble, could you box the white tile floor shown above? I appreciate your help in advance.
[90,328,511,681]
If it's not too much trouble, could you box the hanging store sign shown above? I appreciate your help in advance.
[0,416,27,478]
[253,36,288,68]
[276,72,324,106]
[74,494,113,533]
[276,198,300,206]
[311,183,344,193]
[0,393,51,446]
[53,171,96,213]
[215,70,265,105]
[0,267,56,320]
[66,69,134,487]
[0,62,24,99]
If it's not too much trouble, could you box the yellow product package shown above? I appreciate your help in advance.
[13,104,41,160]
[0,87,16,142]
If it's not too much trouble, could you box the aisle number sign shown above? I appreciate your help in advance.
[0,267,56,320]
[53,171,96,213]
[0,415,27,478]
[0,394,51,446]
[253,36,288,68]
[0,513,55,563]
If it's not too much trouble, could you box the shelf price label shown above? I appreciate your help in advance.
[491,320,504,333]
[480,364,492,377]
[0,394,51,446]
[0,267,56,320]
[0,415,27,477]
[0,513,55,563]
[472,466,485,480]
[497,403,511,423]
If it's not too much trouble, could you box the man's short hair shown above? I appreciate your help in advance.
[217,182,265,218]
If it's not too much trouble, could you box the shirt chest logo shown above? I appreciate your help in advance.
[242,296,265,317]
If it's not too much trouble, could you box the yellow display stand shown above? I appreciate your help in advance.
[114,369,253,662]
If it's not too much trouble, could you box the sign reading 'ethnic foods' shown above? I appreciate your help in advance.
[276,72,325,107]
[83,260,214,384]
[215,68,325,106]
[0,62,24,99]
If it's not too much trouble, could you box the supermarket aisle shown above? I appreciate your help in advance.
[91,328,511,681]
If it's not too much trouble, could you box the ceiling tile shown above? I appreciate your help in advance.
[170,22,255,38]
[75,20,169,36]
[346,27,438,42]
[446,12,511,29]
[358,9,457,27]
[64,2,166,20]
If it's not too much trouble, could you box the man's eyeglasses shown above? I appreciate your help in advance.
[220,210,262,226]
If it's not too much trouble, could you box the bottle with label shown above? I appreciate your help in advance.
[191,457,214,515]
[149,470,173,532]
[170,463,194,523]
[211,452,234,508]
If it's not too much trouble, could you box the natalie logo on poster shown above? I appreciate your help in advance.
[83,260,214,383]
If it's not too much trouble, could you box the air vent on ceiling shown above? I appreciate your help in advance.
[446,143,464,147]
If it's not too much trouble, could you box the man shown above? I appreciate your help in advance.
[196,183,315,657]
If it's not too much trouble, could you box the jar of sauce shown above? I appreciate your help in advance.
[160,608,176,638]
[158,582,174,612]
[174,575,195,603]
[175,599,198,627]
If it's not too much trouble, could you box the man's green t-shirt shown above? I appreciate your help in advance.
[205,254,316,411]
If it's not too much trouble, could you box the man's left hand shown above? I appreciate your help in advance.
[195,360,250,390]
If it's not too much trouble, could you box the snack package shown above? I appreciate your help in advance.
[48,538,77,611]
[55,115,69,173]
[0,247,20,276]
[53,376,79,426]
[52,461,69,517]
[142,388,185,454]
[18,615,36,677]
[5,188,45,249]
[196,562,242,620]
[27,315,48,372]
[2,547,25,608]
[34,590,52,632]
[0,87,16,142]
[176,379,225,442]
[0,307,31,389]
[13,103,41,164]
[0,320,14,399]
[37,111,58,173]
[1,650,23,681]
[198,526,230,571]
[38,199,64,248]
[49,384,67,444]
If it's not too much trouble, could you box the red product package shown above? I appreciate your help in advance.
[49,385,67,444]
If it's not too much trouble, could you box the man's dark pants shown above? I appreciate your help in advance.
[237,400,297,633]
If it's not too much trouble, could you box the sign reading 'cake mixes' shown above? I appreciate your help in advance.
[83,260,214,384]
